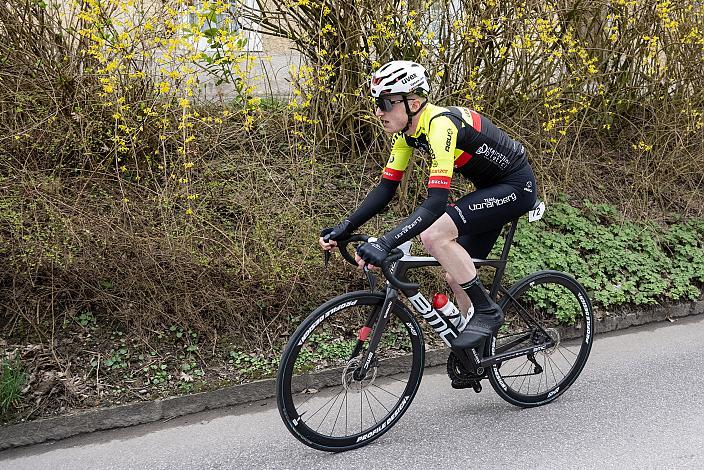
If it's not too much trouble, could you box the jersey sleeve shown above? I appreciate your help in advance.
[426,116,456,189]
[382,133,413,182]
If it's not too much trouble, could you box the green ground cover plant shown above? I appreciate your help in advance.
[502,200,704,323]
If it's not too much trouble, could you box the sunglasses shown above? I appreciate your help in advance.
[374,96,406,112]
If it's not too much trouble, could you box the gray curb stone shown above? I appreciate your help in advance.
[1,300,702,450]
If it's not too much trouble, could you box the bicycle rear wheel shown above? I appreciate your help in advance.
[277,291,424,452]
[487,270,594,407]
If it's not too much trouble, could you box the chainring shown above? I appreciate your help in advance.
[446,351,485,389]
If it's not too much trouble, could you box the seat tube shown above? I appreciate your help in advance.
[490,219,518,299]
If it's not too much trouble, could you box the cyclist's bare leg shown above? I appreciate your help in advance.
[420,214,477,315]
[445,272,472,316]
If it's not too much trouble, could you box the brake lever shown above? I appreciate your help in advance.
[363,265,377,292]
[323,233,332,267]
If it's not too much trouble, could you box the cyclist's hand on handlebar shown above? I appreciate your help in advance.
[356,236,392,268]
[319,236,337,252]
[354,252,378,270]
[319,220,353,251]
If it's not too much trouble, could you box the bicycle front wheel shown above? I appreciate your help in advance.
[488,270,594,407]
[276,291,424,452]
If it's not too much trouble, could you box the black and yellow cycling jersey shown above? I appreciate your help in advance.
[381,104,527,189]
[343,102,535,258]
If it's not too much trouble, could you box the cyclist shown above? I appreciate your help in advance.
[319,60,538,348]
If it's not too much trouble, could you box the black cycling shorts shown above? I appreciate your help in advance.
[446,164,537,259]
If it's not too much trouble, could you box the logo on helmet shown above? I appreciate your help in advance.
[401,73,418,85]
[372,77,382,85]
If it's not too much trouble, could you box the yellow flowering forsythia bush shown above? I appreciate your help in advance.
[0,0,277,340]
[2,0,256,183]
[251,0,704,209]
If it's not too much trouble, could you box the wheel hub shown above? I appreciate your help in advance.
[532,327,560,355]
[543,328,560,355]
[342,359,377,392]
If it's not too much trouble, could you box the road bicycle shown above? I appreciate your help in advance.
[276,200,594,452]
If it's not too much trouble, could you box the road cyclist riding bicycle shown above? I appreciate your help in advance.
[276,60,594,452]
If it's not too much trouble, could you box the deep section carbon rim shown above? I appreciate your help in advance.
[277,292,424,451]
[488,271,594,407]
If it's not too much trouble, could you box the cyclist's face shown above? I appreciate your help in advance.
[375,95,412,133]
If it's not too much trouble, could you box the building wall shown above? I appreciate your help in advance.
[244,2,299,97]
[202,3,300,99]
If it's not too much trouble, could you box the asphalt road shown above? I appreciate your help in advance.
[2,314,704,470]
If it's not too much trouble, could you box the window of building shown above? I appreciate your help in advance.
[185,0,262,53]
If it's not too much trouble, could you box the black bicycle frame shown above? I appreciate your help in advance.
[351,215,555,377]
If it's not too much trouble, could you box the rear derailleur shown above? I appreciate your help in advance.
[446,351,486,393]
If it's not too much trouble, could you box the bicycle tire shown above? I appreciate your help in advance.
[487,270,594,407]
[277,291,424,452]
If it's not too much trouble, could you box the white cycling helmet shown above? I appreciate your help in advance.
[370,60,430,97]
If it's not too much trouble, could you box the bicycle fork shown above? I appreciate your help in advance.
[349,290,397,381]
[351,286,453,380]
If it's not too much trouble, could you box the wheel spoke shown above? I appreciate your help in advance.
[363,389,377,424]
[331,390,348,436]
[513,361,531,393]
[546,353,556,390]
[559,344,579,357]
[370,383,401,399]
[321,391,345,433]
[366,388,391,414]
[312,390,344,432]
[503,357,530,379]
[358,388,363,434]
[556,344,576,364]
[548,351,568,377]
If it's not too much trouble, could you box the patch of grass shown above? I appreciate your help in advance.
[1,357,26,415]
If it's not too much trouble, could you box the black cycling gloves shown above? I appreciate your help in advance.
[321,220,393,266]
[320,219,354,242]
[356,236,393,266]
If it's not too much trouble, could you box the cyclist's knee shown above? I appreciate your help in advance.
[420,222,454,254]
[420,226,437,249]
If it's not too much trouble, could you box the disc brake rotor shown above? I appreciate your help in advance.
[342,359,377,392]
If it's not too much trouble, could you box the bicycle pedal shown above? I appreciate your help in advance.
[451,379,482,392]
[451,380,471,390]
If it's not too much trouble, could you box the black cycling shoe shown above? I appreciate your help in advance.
[450,303,504,350]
